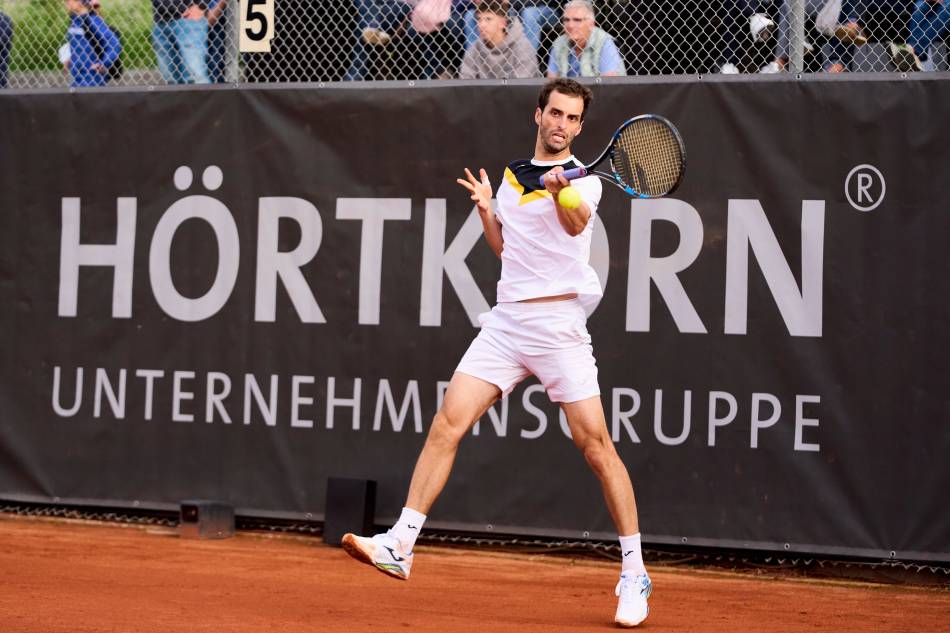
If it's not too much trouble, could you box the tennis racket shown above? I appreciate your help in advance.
[539,114,686,198]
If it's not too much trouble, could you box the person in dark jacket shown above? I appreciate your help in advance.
[0,11,12,88]
[151,0,210,83]
[64,0,121,87]
[206,0,228,82]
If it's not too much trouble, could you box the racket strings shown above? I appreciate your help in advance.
[612,119,683,196]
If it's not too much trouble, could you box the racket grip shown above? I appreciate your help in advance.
[562,167,587,181]
[537,167,588,187]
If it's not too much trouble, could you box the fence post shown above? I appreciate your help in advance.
[226,0,239,83]
[789,0,806,73]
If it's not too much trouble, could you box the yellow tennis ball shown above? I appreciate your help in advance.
[558,186,582,209]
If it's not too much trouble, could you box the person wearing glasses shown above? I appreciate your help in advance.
[547,0,626,77]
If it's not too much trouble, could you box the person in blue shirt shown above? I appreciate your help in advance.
[64,0,121,87]
[0,11,13,89]
[151,0,210,84]
[547,0,625,77]
[891,0,950,71]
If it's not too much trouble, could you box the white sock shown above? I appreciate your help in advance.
[389,507,426,553]
[619,533,647,577]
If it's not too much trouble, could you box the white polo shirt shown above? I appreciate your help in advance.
[494,156,603,305]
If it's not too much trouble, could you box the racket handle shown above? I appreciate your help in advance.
[562,167,587,181]
[537,167,588,187]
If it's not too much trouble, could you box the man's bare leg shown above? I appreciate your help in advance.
[561,396,639,535]
[405,371,502,513]
[341,372,501,578]
[561,395,651,627]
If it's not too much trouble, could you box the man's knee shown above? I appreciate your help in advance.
[579,434,617,474]
[428,409,469,447]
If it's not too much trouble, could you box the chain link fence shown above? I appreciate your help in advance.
[0,0,947,89]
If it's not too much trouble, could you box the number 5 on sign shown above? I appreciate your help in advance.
[240,0,275,52]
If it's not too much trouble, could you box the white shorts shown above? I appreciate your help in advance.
[455,299,600,403]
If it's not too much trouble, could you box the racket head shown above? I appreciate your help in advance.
[608,115,686,198]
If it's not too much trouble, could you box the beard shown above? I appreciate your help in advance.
[540,125,572,155]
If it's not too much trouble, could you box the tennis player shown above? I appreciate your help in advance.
[342,78,651,627]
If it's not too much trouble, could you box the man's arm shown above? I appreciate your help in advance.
[543,167,590,237]
[89,15,121,71]
[458,48,477,80]
[512,33,540,78]
[598,37,626,76]
[546,48,560,78]
[207,0,227,27]
[456,167,504,258]
[480,208,504,258]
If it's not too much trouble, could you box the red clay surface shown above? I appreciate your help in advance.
[1,515,947,632]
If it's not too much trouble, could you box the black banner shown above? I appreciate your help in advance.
[1,77,948,561]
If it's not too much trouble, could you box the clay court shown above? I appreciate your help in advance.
[1,515,947,633]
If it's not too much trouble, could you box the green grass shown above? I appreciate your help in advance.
[2,0,156,72]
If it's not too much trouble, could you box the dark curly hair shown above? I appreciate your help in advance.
[537,78,593,121]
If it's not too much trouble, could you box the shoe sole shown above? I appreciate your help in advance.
[615,581,652,627]
[341,533,409,580]
[834,25,867,46]
[361,29,391,47]
[615,618,644,627]
[889,44,921,72]
[615,605,648,628]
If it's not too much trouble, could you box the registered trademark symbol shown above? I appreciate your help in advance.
[845,164,885,212]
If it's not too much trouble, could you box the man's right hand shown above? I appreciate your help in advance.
[456,168,493,215]
[182,4,205,20]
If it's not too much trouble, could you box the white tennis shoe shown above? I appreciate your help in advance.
[341,531,413,580]
[614,572,652,627]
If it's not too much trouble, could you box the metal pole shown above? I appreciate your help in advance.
[788,0,805,73]
[225,0,239,83]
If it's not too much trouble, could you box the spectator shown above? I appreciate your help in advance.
[64,0,121,87]
[547,0,626,77]
[88,0,125,82]
[360,0,412,47]
[459,0,539,78]
[345,0,381,80]
[820,0,914,72]
[764,0,870,73]
[463,1,559,51]
[890,0,949,71]
[151,0,211,84]
[410,0,459,77]
[521,1,559,50]
[517,0,559,51]
[207,0,228,82]
[359,0,462,79]
[719,1,778,73]
[0,11,12,89]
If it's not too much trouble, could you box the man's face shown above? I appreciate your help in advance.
[561,5,594,45]
[535,90,585,155]
[477,11,507,46]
